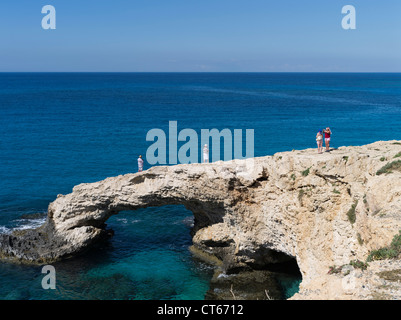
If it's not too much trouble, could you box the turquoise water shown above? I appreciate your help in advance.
[0,72,400,300]
[0,206,214,300]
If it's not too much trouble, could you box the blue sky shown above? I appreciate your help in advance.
[0,0,400,72]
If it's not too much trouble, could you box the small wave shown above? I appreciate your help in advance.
[13,217,46,231]
[0,226,12,234]
[114,217,141,225]
[217,272,232,279]
[181,216,194,227]
[0,216,46,235]
[171,218,194,227]
[115,218,128,224]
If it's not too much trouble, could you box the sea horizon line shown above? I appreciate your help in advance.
[0,71,400,74]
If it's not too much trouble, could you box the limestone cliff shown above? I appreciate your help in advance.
[1,140,401,299]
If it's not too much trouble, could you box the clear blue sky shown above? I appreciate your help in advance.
[0,0,400,72]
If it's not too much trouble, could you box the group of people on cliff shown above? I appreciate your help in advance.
[316,127,332,154]
[136,130,332,172]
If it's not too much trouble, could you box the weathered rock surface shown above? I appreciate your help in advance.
[2,140,401,299]
[205,270,282,300]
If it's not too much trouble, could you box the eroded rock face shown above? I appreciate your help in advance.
[1,140,401,299]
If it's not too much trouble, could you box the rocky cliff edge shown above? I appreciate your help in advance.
[2,140,401,299]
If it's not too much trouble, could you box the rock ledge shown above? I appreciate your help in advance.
[2,140,401,299]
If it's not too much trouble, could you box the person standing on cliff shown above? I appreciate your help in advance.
[316,130,323,154]
[203,144,209,163]
[138,155,144,172]
[323,127,332,152]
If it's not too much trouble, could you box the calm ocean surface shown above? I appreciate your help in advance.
[0,72,400,300]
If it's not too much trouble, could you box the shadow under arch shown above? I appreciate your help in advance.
[76,204,302,300]
[87,204,216,300]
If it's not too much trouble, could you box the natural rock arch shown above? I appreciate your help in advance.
[0,158,293,268]
[1,141,401,299]
[45,160,284,269]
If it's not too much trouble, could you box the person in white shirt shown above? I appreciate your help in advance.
[138,155,144,172]
[203,144,209,163]
[316,130,323,154]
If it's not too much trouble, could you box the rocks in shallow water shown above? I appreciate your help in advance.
[0,220,110,263]
[0,222,55,263]
[81,273,138,300]
[205,270,283,300]
[18,212,47,220]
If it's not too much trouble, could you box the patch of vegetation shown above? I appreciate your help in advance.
[377,269,401,282]
[290,173,296,181]
[298,189,305,203]
[328,265,343,274]
[368,247,399,262]
[346,200,358,224]
[332,188,340,194]
[327,230,401,276]
[357,233,364,245]
[392,142,401,145]
[349,259,368,271]
[328,259,369,275]
[394,152,401,158]
[376,160,401,175]
[380,156,386,162]
[363,194,370,212]
[367,230,401,262]
[342,156,349,162]
[301,167,311,177]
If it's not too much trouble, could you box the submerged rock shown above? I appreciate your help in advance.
[205,270,282,300]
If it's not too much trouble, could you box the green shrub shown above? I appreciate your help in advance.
[394,152,401,158]
[376,160,401,175]
[349,259,368,270]
[328,265,343,274]
[328,260,368,274]
[367,230,401,262]
[347,200,358,224]
[367,247,398,262]
[301,167,311,177]
[391,230,401,248]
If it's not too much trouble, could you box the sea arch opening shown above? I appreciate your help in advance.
[94,204,216,300]
[89,203,302,300]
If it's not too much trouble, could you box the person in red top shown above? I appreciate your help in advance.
[323,127,332,152]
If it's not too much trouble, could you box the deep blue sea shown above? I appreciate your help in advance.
[0,72,400,300]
